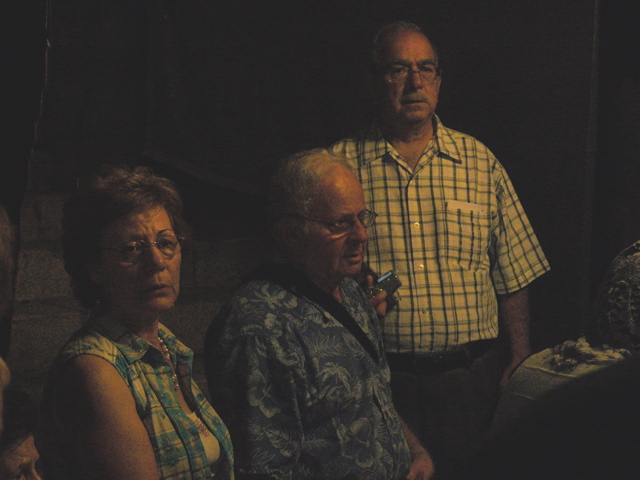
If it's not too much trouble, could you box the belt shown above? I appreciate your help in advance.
[387,339,495,375]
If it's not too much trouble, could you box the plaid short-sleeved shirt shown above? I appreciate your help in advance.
[44,314,235,480]
[329,117,550,353]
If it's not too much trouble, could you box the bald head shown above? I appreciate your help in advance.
[372,21,437,69]
[267,148,356,228]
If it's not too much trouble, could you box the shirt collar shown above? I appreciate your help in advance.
[365,115,463,166]
[88,310,186,364]
[432,116,463,165]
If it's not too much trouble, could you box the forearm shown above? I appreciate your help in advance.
[402,419,425,457]
[497,287,532,359]
[402,418,435,479]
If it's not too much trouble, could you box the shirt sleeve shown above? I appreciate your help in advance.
[489,162,550,294]
[206,306,310,480]
[326,139,346,156]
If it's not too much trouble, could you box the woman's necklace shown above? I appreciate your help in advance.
[158,337,180,392]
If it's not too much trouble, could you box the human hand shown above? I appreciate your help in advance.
[406,448,436,480]
[363,274,388,317]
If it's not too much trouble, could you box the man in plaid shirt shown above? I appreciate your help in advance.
[329,21,550,475]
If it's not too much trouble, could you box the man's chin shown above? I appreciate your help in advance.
[148,300,176,312]
[400,108,431,124]
[342,259,364,277]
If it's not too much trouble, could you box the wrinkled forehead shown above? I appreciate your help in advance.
[102,206,174,240]
[311,164,362,199]
[375,31,437,67]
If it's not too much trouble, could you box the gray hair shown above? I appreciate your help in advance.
[267,149,354,229]
[372,21,438,68]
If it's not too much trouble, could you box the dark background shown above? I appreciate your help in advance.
[5,0,640,351]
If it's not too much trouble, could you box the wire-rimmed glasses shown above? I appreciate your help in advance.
[383,64,441,84]
[298,210,377,236]
[101,234,185,265]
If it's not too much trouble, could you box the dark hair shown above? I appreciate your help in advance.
[0,386,35,452]
[62,165,189,309]
[586,240,640,349]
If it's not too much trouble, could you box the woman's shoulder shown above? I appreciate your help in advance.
[43,330,136,433]
[47,321,135,394]
[58,353,126,393]
[56,324,119,363]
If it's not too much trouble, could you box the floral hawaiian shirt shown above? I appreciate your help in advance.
[205,275,411,480]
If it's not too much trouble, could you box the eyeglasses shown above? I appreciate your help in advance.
[101,234,185,265]
[298,210,377,236]
[383,64,441,84]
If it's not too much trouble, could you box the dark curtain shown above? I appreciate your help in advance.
[2,0,45,356]
[33,0,385,193]
[592,0,640,288]
[30,0,608,347]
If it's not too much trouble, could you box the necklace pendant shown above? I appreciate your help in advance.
[158,337,181,392]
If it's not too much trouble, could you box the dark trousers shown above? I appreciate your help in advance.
[390,346,506,479]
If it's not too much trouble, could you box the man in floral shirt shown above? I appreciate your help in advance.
[205,149,434,480]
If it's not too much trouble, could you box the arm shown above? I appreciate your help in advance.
[55,355,160,480]
[402,419,435,480]
[208,332,306,479]
[497,287,532,387]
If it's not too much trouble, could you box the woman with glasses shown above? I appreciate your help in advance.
[42,166,234,480]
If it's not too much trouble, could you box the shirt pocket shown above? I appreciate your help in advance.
[444,200,491,271]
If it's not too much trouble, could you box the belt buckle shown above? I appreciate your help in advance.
[434,351,448,361]
[430,347,470,369]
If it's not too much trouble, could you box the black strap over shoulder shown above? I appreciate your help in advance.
[250,263,380,364]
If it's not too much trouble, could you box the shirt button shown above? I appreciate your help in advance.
[412,222,420,230]
[417,264,424,271]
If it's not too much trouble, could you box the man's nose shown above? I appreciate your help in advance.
[407,69,424,89]
[349,218,368,242]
